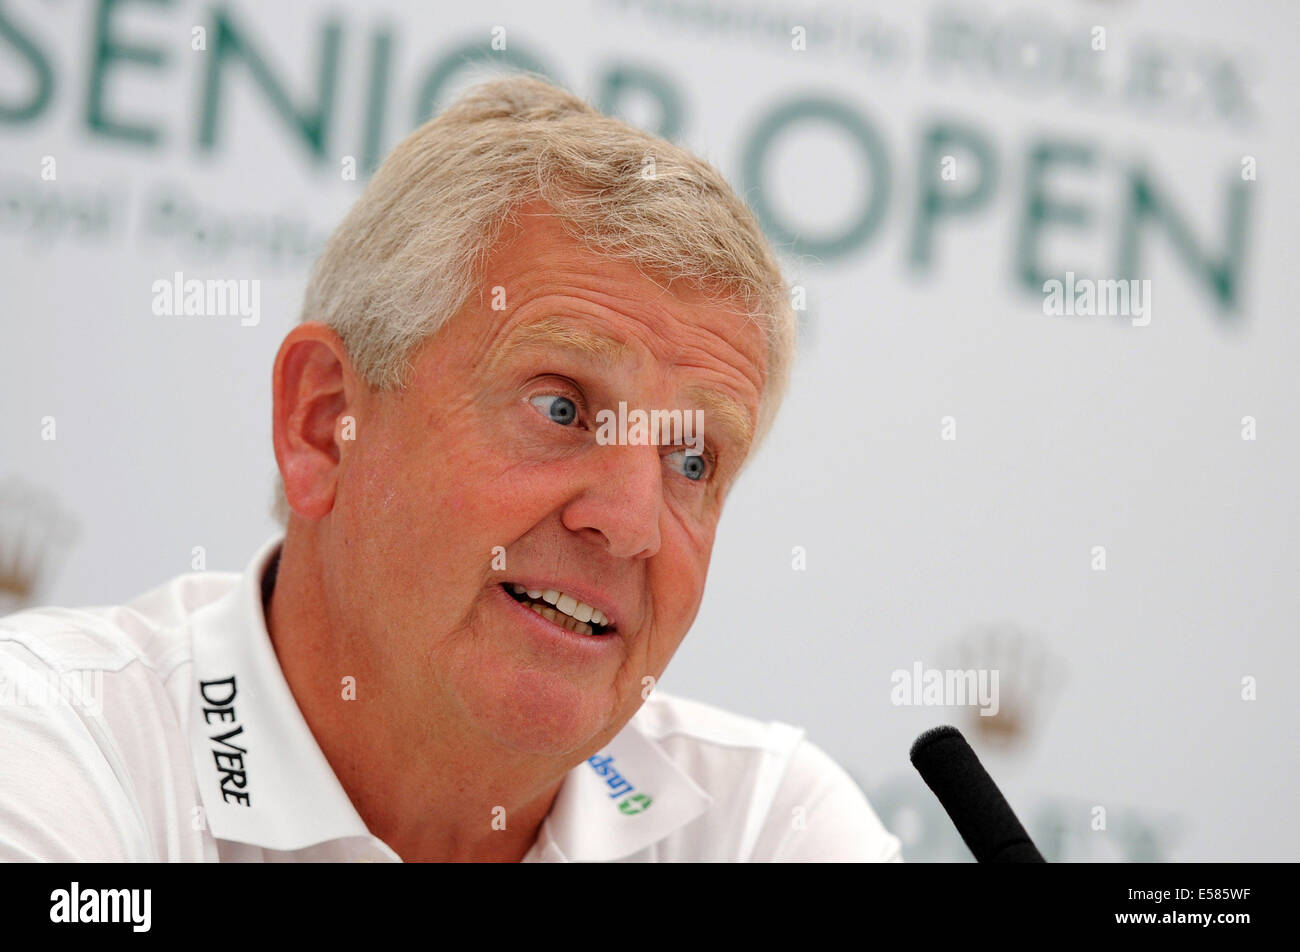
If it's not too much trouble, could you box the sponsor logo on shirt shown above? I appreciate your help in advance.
[198,675,252,806]
[617,793,653,815]
[586,753,653,815]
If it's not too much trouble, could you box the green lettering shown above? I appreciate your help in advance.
[596,64,683,141]
[85,0,169,145]
[742,96,890,261]
[0,2,54,123]
[1119,164,1250,313]
[1015,139,1094,291]
[909,121,998,269]
[198,7,341,162]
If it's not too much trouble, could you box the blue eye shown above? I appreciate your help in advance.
[530,394,578,425]
[667,449,710,482]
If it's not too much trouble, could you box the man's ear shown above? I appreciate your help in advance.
[272,322,360,520]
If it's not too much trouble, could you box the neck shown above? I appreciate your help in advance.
[264,526,565,862]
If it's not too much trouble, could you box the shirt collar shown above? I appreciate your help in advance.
[188,536,386,852]
[189,536,712,859]
[526,721,714,862]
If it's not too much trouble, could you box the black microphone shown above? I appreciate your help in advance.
[910,725,1046,863]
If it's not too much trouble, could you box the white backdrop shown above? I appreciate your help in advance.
[2,0,1296,860]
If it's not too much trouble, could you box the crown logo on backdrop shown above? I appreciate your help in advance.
[944,622,1066,752]
[0,476,80,615]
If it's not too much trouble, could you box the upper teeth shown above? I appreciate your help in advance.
[512,585,608,626]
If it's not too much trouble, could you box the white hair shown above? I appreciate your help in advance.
[279,74,796,520]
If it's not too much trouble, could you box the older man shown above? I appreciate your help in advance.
[0,76,900,862]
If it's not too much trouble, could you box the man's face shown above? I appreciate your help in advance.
[329,204,768,759]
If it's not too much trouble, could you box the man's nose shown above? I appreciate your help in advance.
[560,444,663,559]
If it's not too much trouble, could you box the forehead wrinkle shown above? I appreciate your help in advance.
[484,311,757,452]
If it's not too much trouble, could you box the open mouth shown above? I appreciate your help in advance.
[501,584,615,637]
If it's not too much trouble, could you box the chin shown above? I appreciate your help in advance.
[461,669,622,757]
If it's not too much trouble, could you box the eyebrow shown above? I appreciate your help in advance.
[493,317,756,453]
[491,317,633,370]
[683,385,754,455]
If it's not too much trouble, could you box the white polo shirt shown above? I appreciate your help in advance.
[0,538,902,863]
